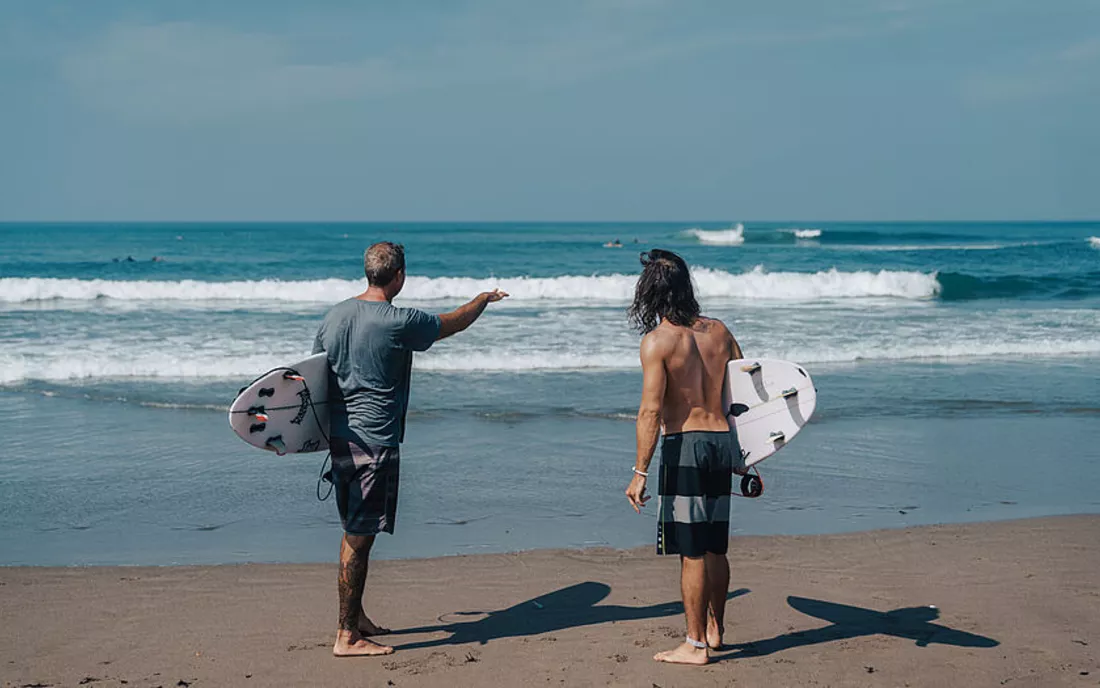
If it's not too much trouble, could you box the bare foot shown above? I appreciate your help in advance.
[358,612,391,636]
[706,612,724,650]
[654,642,709,666]
[333,630,394,657]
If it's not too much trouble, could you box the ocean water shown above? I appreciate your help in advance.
[2,221,1099,565]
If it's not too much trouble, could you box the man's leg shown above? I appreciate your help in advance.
[354,542,389,636]
[333,533,394,657]
[654,555,710,665]
[705,552,730,649]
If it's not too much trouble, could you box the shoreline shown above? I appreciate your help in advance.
[4,515,1098,687]
[0,512,1097,569]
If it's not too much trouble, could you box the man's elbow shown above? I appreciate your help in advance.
[436,315,464,340]
[637,406,661,423]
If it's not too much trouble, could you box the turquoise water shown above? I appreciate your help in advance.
[1,221,1099,565]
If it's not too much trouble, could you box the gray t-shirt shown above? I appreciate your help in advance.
[312,298,441,447]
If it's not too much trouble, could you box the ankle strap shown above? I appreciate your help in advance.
[686,636,707,649]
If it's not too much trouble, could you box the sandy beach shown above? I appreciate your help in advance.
[2,515,1098,687]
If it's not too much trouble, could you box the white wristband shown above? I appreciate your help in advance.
[633,468,649,477]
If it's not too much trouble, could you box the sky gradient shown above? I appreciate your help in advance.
[1,1,1098,221]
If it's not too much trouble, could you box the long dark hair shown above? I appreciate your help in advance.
[627,249,700,333]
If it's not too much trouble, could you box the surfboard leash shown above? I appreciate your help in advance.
[733,466,764,499]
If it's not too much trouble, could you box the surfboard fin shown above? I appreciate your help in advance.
[283,371,305,382]
[768,431,786,443]
[728,402,751,418]
[781,387,799,399]
[265,436,287,456]
[741,362,762,374]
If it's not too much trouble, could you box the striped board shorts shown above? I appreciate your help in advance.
[329,438,400,536]
[656,430,738,557]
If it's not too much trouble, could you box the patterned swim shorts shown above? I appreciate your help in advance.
[656,430,738,557]
[329,438,400,536]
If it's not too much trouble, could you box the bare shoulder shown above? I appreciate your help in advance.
[640,326,677,359]
[694,316,732,336]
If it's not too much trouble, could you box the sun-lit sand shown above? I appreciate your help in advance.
[3,515,1098,687]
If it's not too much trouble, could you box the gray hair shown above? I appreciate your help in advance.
[363,242,406,287]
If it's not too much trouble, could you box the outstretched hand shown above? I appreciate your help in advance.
[482,289,509,303]
[625,474,650,513]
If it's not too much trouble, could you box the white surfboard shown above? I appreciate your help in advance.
[228,353,331,455]
[724,358,816,492]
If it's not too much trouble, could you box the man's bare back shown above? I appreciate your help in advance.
[643,316,743,434]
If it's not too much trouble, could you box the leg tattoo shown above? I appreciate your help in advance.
[338,535,372,632]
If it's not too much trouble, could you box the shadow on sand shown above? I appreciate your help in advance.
[390,581,750,651]
[722,596,999,660]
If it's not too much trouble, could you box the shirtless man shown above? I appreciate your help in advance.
[624,249,743,666]
[313,242,507,657]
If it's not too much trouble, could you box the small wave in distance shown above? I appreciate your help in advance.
[779,228,823,239]
[682,223,745,245]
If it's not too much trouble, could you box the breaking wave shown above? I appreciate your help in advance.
[682,224,745,245]
[779,228,823,239]
[0,267,939,305]
[8,265,1095,308]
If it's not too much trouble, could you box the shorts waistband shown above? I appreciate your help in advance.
[662,429,732,438]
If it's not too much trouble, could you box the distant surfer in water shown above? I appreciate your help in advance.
[624,248,744,665]
[312,241,507,657]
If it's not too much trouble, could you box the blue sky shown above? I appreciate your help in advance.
[1,1,1097,221]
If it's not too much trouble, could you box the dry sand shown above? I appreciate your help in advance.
[3,516,1099,688]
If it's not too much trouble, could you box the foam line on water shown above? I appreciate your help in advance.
[0,267,940,304]
[5,336,1100,382]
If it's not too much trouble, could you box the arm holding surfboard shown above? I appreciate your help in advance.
[436,289,509,340]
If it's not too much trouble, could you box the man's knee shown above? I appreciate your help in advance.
[704,551,729,565]
[680,554,707,569]
[344,533,376,553]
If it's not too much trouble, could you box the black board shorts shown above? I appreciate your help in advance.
[329,438,400,536]
[656,430,737,557]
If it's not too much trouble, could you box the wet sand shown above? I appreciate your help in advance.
[3,516,1098,687]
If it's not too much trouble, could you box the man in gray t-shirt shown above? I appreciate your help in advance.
[313,241,506,658]
[312,298,440,447]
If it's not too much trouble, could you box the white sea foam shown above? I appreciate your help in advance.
[416,352,632,372]
[0,353,300,384]
[418,336,1100,371]
[6,335,1100,382]
[682,223,745,245]
[779,228,823,239]
[0,266,940,305]
[1089,236,1100,248]
[0,277,359,304]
